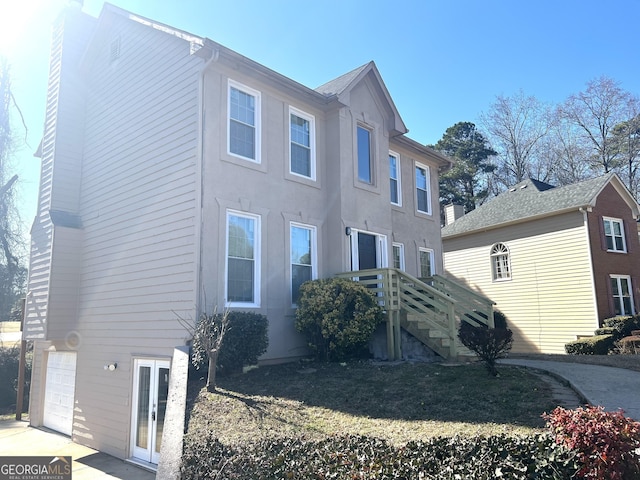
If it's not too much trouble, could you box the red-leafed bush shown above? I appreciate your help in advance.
[544,406,640,479]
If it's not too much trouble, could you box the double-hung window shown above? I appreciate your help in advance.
[290,223,316,305]
[290,107,315,179]
[226,211,260,306]
[491,243,511,281]
[603,217,626,253]
[389,152,401,205]
[415,163,431,214]
[419,248,434,278]
[357,125,373,184]
[228,80,261,162]
[392,243,405,270]
[611,275,634,316]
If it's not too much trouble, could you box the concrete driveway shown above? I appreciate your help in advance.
[0,420,155,479]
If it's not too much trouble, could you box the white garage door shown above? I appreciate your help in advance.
[43,351,77,436]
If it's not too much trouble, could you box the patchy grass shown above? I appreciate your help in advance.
[186,361,558,447]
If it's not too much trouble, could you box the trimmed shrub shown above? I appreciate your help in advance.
[544,406,640,480]
[603,315,640,339]
[0,345,31,413]
[295,278,383,361]
[181,432,577,479]
[218,311,268,374]
[458,315,513,376]
[565,335,615,355]
[594,326,617,336]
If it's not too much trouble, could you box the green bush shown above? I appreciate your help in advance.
[565,335,615,355]
[294,278,383,362]
[218,311,268,373]
[603,315,640,339]
[181,432,577,479]
[0,345,31,413]
[192,311,268,375]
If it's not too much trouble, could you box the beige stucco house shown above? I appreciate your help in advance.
[442,174,640,354]
[22,3,455,468]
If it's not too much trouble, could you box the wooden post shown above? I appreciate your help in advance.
[447,302,457,359]
[386,310,395,361]
[16,298,26,421]
[393,311,402,360]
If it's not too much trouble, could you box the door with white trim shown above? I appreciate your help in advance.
[131,359,170,464]
[350,230,388,271]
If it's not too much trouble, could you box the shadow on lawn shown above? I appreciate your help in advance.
[209,361,554,428]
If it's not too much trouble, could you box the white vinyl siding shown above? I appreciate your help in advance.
[443,211,597,354]
[228,79,261,162]
[289,107,315,180]
[603,217,626,253]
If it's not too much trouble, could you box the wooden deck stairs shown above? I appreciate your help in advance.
[336,268,495,361]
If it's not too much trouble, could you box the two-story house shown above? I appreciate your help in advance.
[23,3,453,467]
[442,174,640,354]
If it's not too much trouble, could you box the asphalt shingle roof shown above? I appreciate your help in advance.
[441,174,615,238]
[314,63,370,96]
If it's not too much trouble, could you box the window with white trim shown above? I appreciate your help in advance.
[611,275,634,316]
[415,163,431,214]
[603,217,627,253]
[291,223,316,305]
[290,107,316,179]
[357,125,373,184]
[389,152,401,205]
[226,211,260,306]
[491,243,511,281]
[392,243,405,270]
[228,80,261,162]
[419,248,434,278]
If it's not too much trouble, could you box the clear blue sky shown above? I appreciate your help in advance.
[2,0,639,242]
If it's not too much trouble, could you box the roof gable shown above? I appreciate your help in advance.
[442,173,640,238]
[315,62,407,136]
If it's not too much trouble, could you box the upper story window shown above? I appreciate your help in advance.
[389,152,401,205]
[289,107,316,179]
[491,243,511,281]
[419,247,434,278]
[226,211,261,306]
[357,125,373,184]
[228,80,261,163]
[290,223,317,305]
[603,217,626,253]
[611,275,635,316]
[415,163,431,214]
[392,242,405,270]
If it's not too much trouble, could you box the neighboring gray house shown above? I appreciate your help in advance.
[23,3,453,467]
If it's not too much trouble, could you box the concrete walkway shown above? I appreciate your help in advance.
[0,420,155,480]
[501,358,640,421]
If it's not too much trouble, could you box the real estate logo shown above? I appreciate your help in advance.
[0,456,72,480]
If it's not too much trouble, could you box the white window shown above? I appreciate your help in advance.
[603,217,627,253]
[228,80,261,162]
[226,211,260,306]
[291,223,317,305]
[419,248,434,278]
[392,243,405,270]
[289,107,316,180]
[357,125,373,184]
[491,243,511,281]
[415,163,431,214]
[389,151,401,205]
[611,275,635,316]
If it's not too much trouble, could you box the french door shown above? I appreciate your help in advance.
[131,359,170,464]
[350,230,388,271]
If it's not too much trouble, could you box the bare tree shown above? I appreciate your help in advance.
[559,76,632,175]
[481,90,555,188]
[0,57,27,320]
[611,99,640,199]
[545,115,593,186]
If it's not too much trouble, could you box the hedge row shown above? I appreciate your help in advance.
[565,334,615,355]
[181,432,578,479]
[565,315,640,355]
